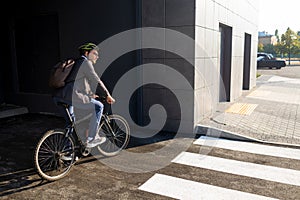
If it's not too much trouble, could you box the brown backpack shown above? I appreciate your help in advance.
[48,59,75,88]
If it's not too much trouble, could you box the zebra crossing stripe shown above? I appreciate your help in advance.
[194,136,300,160]
[138,173,277,200]
[172,152,300,186]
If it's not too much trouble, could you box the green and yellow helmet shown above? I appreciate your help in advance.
[78,42,99,54]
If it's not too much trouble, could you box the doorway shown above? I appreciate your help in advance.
[243,33,251,90]
[219,23,232,102]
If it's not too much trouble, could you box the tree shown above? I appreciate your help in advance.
[264,44,276,55]
[278,28,300,65]
[258,43,264,52]
[275,29,280,42]
[274,42,284,58]
[293,33,300,55]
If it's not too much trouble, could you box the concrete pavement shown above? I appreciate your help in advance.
[197,74,300,147]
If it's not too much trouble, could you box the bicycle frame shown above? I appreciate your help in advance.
[61,103,113,148]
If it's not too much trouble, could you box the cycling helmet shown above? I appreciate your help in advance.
[78,42,99,54]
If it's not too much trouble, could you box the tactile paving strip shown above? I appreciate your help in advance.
[225,103,258,115]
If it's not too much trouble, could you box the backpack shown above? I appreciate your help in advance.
[48,59,75,88]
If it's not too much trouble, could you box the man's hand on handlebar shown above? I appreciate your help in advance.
[106,95,115,104]
[93,92,115,104]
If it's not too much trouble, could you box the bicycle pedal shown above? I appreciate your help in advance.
[82,148,91,156]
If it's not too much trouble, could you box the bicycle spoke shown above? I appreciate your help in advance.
[38,155,52,167]
[97,115,130,156]
[42,139,55,153]
[35,130,75,181]
[57,135,64,151]
[39,159,54,171]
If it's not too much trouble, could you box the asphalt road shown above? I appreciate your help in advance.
[257,64,300,79]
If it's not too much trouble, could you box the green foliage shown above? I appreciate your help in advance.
[257,43,276,55]
[264,44,276,54]
[281,28,296,53]
[258,43,264,52]
[274,27,300,63]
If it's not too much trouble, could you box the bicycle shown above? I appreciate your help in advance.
[34,101,130,181]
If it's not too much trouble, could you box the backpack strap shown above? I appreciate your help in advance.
[64,57,84,84]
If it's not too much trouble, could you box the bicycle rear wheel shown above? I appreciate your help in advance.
[97,114,130,157]
[34,129,75,181]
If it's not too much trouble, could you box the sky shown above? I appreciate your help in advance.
[258,0,300,35]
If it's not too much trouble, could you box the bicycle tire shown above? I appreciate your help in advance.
[34,129,75,181]
[97,114,130,157]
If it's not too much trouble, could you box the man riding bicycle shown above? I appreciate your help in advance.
[52,42,115,148]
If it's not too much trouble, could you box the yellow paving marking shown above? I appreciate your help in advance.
[225,103,258,115]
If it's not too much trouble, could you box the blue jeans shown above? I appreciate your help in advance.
[73,98,104,139]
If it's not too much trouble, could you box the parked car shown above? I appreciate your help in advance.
[257,52,286,69]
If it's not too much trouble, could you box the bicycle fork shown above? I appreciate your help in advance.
[102,115,115,137]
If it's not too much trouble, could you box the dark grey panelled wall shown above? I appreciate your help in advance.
[141,0,196,132]
[3,0,137,113]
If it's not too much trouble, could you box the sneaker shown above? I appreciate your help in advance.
[86,137,106,148]
[61,155,73,161]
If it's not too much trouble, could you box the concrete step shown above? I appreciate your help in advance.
[0,104,28,119]
[196,124,300,148]
[196,124,259,142]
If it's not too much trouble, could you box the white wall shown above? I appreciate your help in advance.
[194,0,259,124]
[140,0,259,132]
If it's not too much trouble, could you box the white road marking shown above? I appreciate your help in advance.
[139,173,278,200]
[194,136,300,160]
[172,152,300,186]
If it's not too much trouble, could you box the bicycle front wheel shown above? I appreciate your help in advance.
[34,129,75,181]
[97,114,130,157]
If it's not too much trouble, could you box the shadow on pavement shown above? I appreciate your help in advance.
[0,113,66,196]
[0,113,187,197]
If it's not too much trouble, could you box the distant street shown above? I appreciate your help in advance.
[258,63,300,79]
